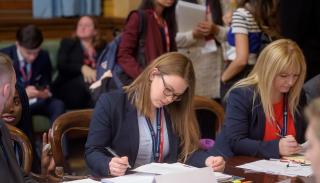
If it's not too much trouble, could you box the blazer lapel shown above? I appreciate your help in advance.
[163,108,178,163]
[125,102,139,167]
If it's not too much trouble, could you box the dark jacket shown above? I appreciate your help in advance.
[54,38,104,86]
[212,86,307,159]
[0,45,52,87]
[0,120,36,183]
[117,9,177,79]
[85,90,208,177]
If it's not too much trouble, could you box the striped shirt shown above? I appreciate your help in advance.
[226,8,262,64]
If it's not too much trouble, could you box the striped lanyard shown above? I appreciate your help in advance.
[145,107,164,162]
[153,11,170,52]
[275,94,288,137]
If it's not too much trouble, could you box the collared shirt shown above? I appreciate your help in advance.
[16,47,32,85]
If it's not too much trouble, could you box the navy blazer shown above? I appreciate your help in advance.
[85,90,209,177]
[0,45,52,87]
[211,86,307,159]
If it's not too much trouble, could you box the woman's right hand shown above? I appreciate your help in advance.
[81,65,97,84]
[279,135,302,156]
[109,156,129,176]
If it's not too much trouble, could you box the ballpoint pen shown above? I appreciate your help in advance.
[105,147,132,168]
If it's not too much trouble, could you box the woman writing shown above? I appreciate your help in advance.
[212,39,307,158]
[85,52,225,177]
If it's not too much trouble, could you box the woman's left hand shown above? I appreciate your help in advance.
[205,156,225,172]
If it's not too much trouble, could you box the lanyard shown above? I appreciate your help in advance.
[20,63,32,83]
[153,12,170,52]
[275,94,288,137]
[145,107,164,162]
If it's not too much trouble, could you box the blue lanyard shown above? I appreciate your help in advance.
[145,108,163,162]
[276,94,288,137]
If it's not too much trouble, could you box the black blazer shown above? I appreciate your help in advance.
[85,90,209,177]
[0,121,36,183]
[0,45,52,87]
[211,86,307,159]
[54,38,104,86]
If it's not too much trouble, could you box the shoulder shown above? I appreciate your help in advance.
[228,86,255,99]
[97,89,129,107]
[0,45,16,55]
[60,38,79,47]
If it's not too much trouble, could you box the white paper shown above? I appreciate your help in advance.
[63,178,100,183]
[176,1,206,32]
[133,162,196,175]
[155,167,217,183]
[101,173,155,183]
[237,160,313,177]
[201,39,218,54]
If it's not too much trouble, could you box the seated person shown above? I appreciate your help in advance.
[211,39,307,159]
[0,25,65,124]
[85,52,225,177]
[304,74,320,103]
[53,16,106,109]
[304,98,320,183]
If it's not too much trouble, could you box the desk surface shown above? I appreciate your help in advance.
[225,156,314,183]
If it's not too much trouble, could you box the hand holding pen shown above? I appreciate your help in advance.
[278,135,302,156]
[106,147,131,176]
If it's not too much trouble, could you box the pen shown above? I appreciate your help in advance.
[275,133,285,138]
[105,147,132,168]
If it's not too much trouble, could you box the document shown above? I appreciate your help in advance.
[101,173,155,183]
[237,160,313,177]
[176,1,206,32]
[64,178,100,183]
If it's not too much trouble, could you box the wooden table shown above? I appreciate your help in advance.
[224,156,314,183]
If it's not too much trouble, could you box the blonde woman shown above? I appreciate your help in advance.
[85,52,225,177]
[211,39,307,158]
[305,98,320,183]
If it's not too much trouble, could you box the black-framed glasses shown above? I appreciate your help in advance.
[159,73,183,101]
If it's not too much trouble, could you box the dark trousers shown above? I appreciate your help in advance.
[30,97,65,125]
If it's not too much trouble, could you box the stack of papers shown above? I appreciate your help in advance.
[102,173,154,183]
[237,160,313,177]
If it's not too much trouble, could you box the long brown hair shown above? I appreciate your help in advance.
[124,52,200,161]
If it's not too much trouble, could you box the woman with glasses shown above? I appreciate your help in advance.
[210,39,308,159]
[85,52,225,177]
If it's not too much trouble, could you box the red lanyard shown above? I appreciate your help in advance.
[20,64,32,83]
[145,107,164,162]
[153,11,170,52]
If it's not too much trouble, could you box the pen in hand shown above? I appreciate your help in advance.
[105,147,132,168]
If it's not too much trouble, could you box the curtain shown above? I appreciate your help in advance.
[33,0,101,18]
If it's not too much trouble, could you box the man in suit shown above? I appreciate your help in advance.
[0,25,65,125]
[0,53,36,182]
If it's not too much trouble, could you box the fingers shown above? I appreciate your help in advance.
[205,156,226,172]
[109,157,129,176]
[279,136,301,155]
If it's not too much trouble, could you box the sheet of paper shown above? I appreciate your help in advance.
[133,162,196,175]
[64,178,100,183]
[155,167,217,183]
[237,160,313,177]
[101,173,155,183]
[176,1,206,32]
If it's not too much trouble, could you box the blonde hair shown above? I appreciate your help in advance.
[124,52,200,162]
[0,53,15,85]
[305,98,320,140]
[229,39,306,121]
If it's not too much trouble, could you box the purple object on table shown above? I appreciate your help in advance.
[199,139,215,150]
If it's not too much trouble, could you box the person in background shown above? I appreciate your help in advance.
[303,74,320,103]
[117,0,178,83]
[53,16,106,109]
[0,25,65,125]
[211,39,307,159]
[176,0,227,99]
[220,0,281,98]
[85,52,225,177]
[304,98,320,183]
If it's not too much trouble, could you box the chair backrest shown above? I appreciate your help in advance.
[6,123,33,174]
[50,109,93,168]
[193,96,224,139]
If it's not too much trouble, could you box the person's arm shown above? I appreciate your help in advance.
[57,38,83,77]
[186,150,225,172]
[224,88,280,158]
[221,33,249,82]
[117,12,144,79]
[85,94,114,177]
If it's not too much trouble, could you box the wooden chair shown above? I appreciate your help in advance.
[6,123,33,174]
[193,96,224,139]
[50,109,93,180]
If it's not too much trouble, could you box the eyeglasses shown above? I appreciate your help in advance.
[159,73,183,101]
